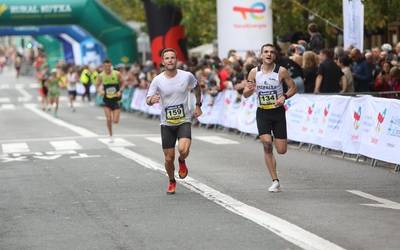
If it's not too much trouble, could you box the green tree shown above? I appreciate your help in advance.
[101,0,146,22]
[101,0,400,48]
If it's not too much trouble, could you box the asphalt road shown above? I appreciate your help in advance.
[0,69,399,250]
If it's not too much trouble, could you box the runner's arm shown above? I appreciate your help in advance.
[118,72,125,93]
[194,81,202,106]
[96,74,103,94]
[146,80,159,106]
[243,68,257,98]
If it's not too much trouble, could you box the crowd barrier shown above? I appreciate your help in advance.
[96,87,400,166]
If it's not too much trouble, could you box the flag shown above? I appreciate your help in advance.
[143,0,188,66]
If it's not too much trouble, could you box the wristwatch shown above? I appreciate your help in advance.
[195,102,202,107]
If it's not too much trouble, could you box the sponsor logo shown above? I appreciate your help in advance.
[375,108,387,132]
[7,4,72,15]
[353,106,361,130]
[323,104,330,123]
[306,103,315,121]
[233,2,266,20]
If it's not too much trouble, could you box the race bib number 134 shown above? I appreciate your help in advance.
[259,90,277,109]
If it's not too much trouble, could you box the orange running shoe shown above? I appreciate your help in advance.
[178,159,188,179]
[166,181,176,195]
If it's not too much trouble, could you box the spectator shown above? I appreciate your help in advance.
[302,51,318,93]
[389,66,400,91]
[338,55,354,92]
[371,47,381,64]
[289,44,305,67]
[277,55,304,93]
[350,48,373,92]
[373,61,392,92]
[314,49,346,93]
[307,23,324,53]
[218,59,233,91]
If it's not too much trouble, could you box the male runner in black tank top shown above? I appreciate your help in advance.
[243,43,297,192]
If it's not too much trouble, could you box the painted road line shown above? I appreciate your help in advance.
[2,143,30,153]
[50,140,83,151]
[25,106,345,249]
[15,84,32,102]
[0,104,16,110]
[145,137,162,145]
[98,138,135,147]
[29,83,40,88]
[0,134,160,144]
[145,136,178,146]
[110,146,345,250]
[194,135,239,144]
[0,97,11,103]
[24,104,98,137]
[0,84,10,89]
[347,190,400,210]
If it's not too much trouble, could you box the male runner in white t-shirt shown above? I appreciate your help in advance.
[146,48,202,194]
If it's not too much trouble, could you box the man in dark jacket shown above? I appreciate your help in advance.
[350,48,373,92]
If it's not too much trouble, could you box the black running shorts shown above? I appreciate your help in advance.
[161,122,192,149]
[256,106,287,139]
[104,100,120,110]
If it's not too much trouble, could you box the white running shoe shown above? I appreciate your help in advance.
[268,180,281,192]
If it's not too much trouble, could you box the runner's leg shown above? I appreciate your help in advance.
[260,134,278,181]
[104,106,113,137]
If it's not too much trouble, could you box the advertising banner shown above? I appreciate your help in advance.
[343,0,364,51]
[131,89,400,165]
[358,97,400,164]
[217,0,273,58]
[340,96,370,154]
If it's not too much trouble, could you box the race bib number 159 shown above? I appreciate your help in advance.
[165,104,185,124]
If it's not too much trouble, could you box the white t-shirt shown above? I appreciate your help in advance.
[147,69,197,126]
[67,72,78,91]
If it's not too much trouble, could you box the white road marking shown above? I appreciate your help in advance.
[0,155,28,162]
[50,140,83,151]
[0,134,160,144]
[0,97,11,103]
[24,104,98,137]
[145,136,162,145]
[15,84,32,102]
[194,135,239,144]
[98,138,135,147]
[70,153,101,159]
[46,150,77,155]
[110,146,345,250]
[0,84,10,89]
[33,155,62,160]
[145,136,178,146]
[96,116,125,120]
[0,104,16,110]
[2,143,30,153]
[23,105,345,249]
[29,83,39,88]
[347,190,400,210]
